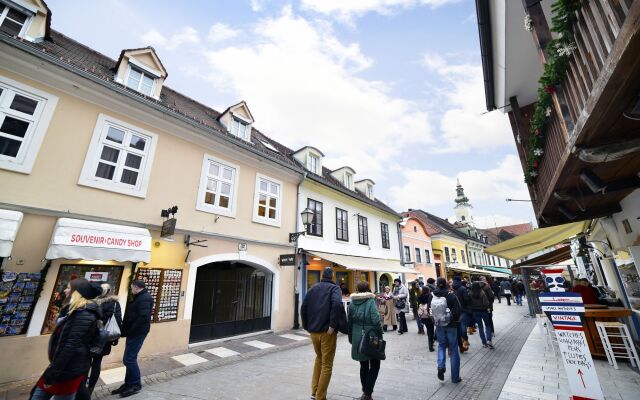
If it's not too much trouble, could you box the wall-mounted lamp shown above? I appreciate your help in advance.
[160,206,178,218]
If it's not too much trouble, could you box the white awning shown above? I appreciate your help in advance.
[0,209,23,258]
[308,251,412,274]
[446,264,491,276]
[46,218,152,263]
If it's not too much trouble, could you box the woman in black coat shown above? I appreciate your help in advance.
[417,286,435,351]
[86,283,123,395]
[31,278,101,400]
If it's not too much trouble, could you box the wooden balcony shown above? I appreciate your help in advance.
[511,0,640,226]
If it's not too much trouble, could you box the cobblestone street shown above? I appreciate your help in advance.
[122,301,534,400]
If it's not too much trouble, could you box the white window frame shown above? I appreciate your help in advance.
[78,114,158,198]
[0,75,58,174]
[196,153,240,218]
[252,173,282,227]
[366,184,373,199]
[415,247,422,263]
[308,153,319,174]
[124,65,156,97]
[344,172,353,189]
[230,118,251,141]
[0,4,31,38]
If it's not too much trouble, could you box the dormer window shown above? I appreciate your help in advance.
[0,5,28,36]
[366,184,373,199]
[126,66,155,96]
[230,118,250,140]
[344,172,353,189]
[308,154,319,174]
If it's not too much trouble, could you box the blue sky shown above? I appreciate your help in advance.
[49,0,535,228]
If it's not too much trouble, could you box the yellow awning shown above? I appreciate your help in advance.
[308,251,412,274]
[485,221,589,261]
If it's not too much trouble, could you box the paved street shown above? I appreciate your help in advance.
[117,301,534,400]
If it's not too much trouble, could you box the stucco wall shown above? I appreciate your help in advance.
[401,218,436,279]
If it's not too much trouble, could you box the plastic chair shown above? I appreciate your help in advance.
[595,321,640,370]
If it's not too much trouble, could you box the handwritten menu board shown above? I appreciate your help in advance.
[0,272,41,336]
[135,268,182,323]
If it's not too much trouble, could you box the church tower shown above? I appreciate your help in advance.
[454,179,474,226]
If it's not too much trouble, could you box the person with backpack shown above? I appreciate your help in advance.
[513,279,525,306]
[470,280,494,349]
[451,276,470,352]
[409,281,425,335]
[417,286,435,351]
[348,281,384,400]
[478,277,495,335]
[85,283,122,395]
[31,278,102,400]
[392,279,409,335]
[432,278,462,384]
[500,279,513,306]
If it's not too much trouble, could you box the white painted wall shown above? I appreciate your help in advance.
[296,182,401,260]
[612,189,640,249]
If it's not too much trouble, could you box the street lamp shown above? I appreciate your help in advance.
[290,207,314,329]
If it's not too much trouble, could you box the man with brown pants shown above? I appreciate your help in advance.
[301,267,344,400]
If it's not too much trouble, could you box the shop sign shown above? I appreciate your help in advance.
[539,292,604,400]
[161,218,177,238]
[85,271,109,282]
[279,254,296,266]
[53,228,150,250]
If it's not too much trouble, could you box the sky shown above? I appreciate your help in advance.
[48,0,536,228]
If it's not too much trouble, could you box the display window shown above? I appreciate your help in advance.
[135,268,182,323]
[0,271,41,336]
[618,262,640,313]
[41,264,124,334]
[307,270,320,290]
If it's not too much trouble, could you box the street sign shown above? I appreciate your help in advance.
[279,254,296,266]
[538,292,604,400]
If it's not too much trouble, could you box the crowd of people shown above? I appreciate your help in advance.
[30,278,153,400]
[301,268,528,400]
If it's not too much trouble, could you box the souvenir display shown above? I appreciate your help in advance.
[42,265,124,335]
[0,272,41,336]
[135,268,182,323]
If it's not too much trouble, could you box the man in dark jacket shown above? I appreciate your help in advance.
[112,280,153,398]
[300,267,344,400]
[500,279,513,306]
[451,276,470,351]
[432,277,462,383]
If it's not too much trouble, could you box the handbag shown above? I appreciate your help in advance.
[395,298,406,309]
[358,305,386,360]
[504,289,512,295]
[89,321,110,357]
[104,302,121,341]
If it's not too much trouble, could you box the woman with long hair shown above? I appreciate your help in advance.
[417,286,435,351]
[31,278,101,400]
[348,281,384,400]
[86,283,122,395]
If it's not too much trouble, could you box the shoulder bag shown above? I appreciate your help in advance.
[358,301,386,360]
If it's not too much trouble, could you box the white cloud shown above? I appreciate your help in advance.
[422,53,513,153]
[250,0,267,12]
[141,26,200,50]
[389,154,530,211]
[473,214,532,229]
[208,23,241,43]
[201,7,431,178]
[301,0,460,21]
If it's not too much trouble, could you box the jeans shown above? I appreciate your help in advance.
[459,312,469,342]
[473,311,492,345]
[515,293,523,305]
[436,326,460,381]
[359,359,381,396]
[310,331,337,400]
[30,387,76,400]
[397,312,408,333]
[504,294,512,306]
[124,334,147,387]
[412,307,424,333]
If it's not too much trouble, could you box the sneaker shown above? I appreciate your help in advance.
[437,368,445,381]
[119,385,142,398]
[111,384,129,395]
[452,378,463,384]
[482,343,488,348]
[487,342,495,349]
[397,331,404,335]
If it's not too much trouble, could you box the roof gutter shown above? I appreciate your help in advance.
[0,36,304,176]
[475,0,496,111]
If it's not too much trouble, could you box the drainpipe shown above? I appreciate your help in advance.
[293,172,308,330]
[397,221,405,283]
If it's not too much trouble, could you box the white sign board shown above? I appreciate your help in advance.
[85,271,109,282]
[555,328,604,400]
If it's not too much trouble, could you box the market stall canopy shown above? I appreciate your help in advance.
[479,265,513,277]
[307,251,411,274]
[0,209,23,257]
[447,264,491,276]
[484,221,589,260]
[510,246,572,269]
[46,218,152,263]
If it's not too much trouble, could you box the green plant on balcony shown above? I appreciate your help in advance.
[525,0,582,184]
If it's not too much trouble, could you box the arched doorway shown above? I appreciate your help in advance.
[189,261,273,343]
[379,273,392,293]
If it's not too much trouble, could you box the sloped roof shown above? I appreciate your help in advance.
[0,29,399,218]
[401,210,479,242]
[485,222,534,237]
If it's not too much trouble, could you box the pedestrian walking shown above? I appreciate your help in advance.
[111,280,153,398]
[301,267,344,400]
[491,279,501,303]
[379,286,397,331]
[426,278,436,292]
[479,277,495,335]
[85,283,122,395]
[470,280,494,349]
[417,286,435,351]
[392,279,409,334]
[348,281,384,400]
[512,279,525,306]
[409,281,425,334]
[31,278,102,400]
[451,276,470,352]
[500,279,513,306]
[432,278,462,384]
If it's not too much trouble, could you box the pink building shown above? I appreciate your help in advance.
[400,216,437,282]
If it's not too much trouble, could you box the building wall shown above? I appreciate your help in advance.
[431,236,469,267]
[400,218,436,280]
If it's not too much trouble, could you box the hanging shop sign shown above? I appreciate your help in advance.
[160,218,177,238]
[279,254,296,266]
[539,291,604,400]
